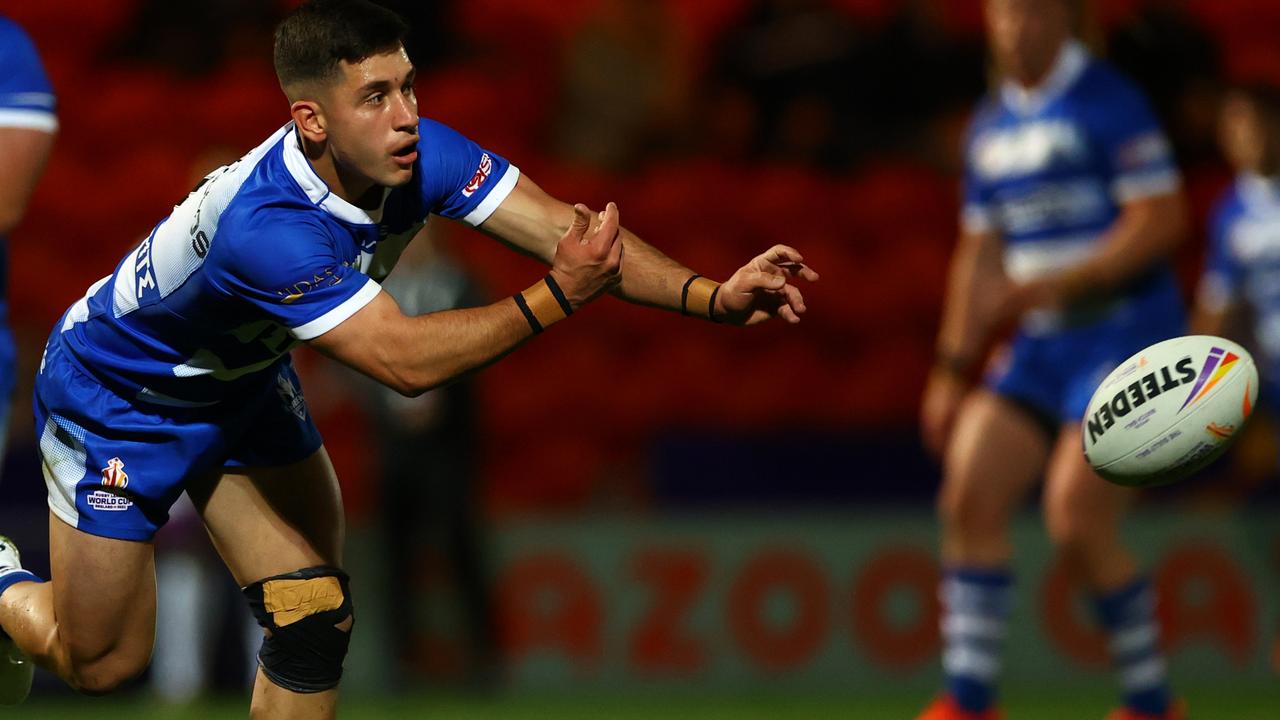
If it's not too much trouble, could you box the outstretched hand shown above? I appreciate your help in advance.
[548,202,624,310]
[715,245,819,326]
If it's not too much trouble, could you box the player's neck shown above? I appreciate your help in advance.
[1009,38,1070,91]
[302,138,383,210]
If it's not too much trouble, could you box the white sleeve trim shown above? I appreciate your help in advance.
[1112,169,1181,204]
[462,164,520,227]
[0,108,57,132]
[290,278,382,340]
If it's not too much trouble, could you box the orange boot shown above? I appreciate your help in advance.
[1104,699,1187,720]
[917,695,1004,720]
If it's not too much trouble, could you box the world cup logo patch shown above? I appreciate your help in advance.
[101,457,129,489]
[89,457,134,511]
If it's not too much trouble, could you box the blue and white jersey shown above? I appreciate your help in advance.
[962,40,1181,332]
[1198,174,1280,387]
[0,16,56,133]
[0,15,58,314]
[54,119,518,407]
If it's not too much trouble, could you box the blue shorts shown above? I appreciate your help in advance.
[986,304,1186,428]
[34,335,322,541]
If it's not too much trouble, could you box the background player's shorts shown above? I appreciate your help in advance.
[34,335,322,541]
[986,302,1186,429]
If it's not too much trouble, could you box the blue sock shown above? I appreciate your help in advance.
[941,567,1012,713]
[1094,577,1171,716]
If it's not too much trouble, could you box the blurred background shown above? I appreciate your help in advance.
[1,0,1279,717]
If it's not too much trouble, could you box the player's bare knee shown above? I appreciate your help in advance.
[244,566,354,694]
[1044,503,1113,555]
[937,481,1008,538]
[67,648,151,696]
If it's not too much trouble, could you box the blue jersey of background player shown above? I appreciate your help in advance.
[919,2,1186,719]
[1195,84,1280,408]
[962,38,1186,420]
[0,16,57,470]
[0,0,818,715]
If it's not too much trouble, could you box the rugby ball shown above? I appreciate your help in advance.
[1082,335,1259,487]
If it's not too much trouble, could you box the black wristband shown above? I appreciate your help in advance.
[680,274,702,316]
[707,285,721,323]
[513,292,543,334]
[543,274,574,317]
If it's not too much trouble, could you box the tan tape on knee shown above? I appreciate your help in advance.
[262,576,345,627]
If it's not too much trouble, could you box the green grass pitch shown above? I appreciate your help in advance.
[18,686,1280,719]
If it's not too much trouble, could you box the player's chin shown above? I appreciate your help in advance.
[381,163,415,187]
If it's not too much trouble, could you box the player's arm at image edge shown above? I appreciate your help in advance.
[0,126,56,233]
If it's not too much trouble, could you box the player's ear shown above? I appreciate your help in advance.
[290,99,326,143]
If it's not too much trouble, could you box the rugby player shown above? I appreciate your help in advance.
[0,1,817,716]
[1192,83,1280,678]
[919,1,1186,718]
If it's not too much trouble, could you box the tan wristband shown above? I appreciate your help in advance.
[514,275,574,333]
[681,274,722,322]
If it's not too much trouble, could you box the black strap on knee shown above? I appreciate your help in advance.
[243,565,354,694]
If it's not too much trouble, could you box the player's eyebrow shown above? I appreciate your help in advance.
[356,79,392,95]
[357,69,416,95]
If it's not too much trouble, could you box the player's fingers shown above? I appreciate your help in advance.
[593,202,621,250]
[777,303,802,324]
[760,244,804,266]
[568,204,590,244]
[782,283,806,314]
[779,262,820,282]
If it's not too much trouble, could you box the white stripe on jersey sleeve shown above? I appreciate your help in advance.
[1112,169,1181,204]
[0,108,57,132]
[290,277,382,340]
[462,164,521,227]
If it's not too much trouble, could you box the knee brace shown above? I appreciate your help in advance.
[243,565,354,693]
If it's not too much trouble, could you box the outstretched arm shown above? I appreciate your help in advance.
[0,126,55,234]
[478,174,818,325]
[310,203,622,396]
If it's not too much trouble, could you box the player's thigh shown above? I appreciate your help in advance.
[939,390,1053,527]
[1042,425,1134,545]
[48,511,156,667]
[187,446,343,585]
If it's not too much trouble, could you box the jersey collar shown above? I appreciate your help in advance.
[1000,39,1088,117]
[282,124,386,225]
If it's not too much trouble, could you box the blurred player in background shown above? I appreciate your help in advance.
[0,0,817,717]
[1191,82,1280,675]
[1194,84,1280,419]
[919,1,1187,718]
[0,13,57,705]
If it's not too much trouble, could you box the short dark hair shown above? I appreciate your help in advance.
[273,0,409,92]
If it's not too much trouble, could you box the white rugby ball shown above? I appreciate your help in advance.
[1082,335,1259,487]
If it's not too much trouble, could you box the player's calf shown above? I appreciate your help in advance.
[243,566,354,693]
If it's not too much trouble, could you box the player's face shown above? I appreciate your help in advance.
[985,0,1070,86]
[322,47,419,189]
[1219,93,1267,174]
